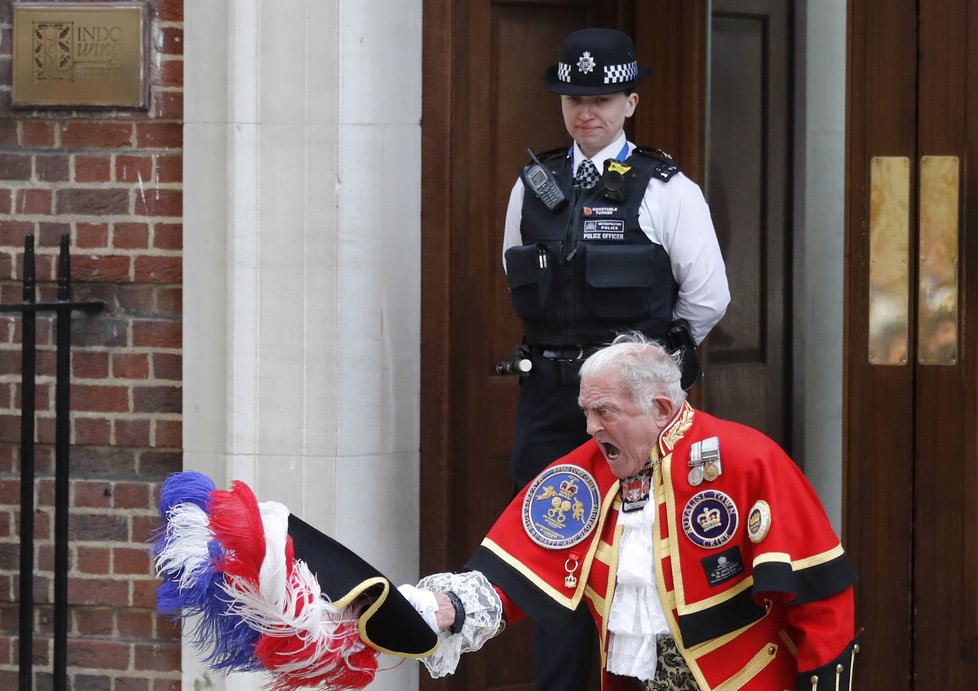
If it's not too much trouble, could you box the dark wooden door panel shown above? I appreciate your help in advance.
[846,0,978,687]
[423,1,796,688]
[912,0,978,686]
[422,3,636,689]
[486,13,593,540]
[702,1,791,449]
[845,2,918,687]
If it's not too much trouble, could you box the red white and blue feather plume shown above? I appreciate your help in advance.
[153,471,434,690]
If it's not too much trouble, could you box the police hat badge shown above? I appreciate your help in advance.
[544,28,652,96]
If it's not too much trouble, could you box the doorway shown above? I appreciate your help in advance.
[703,0,794,452]
[420,4,637,688]
[419,0,846,688]
[845,0,978,687]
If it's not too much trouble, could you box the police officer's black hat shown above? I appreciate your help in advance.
[544,28,651,96]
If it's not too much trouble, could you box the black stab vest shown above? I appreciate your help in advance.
[505,147,679,347]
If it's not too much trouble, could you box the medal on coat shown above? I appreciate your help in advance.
[564,552,581,589]
[688,437,722,485]
[702,436,722,481]
[687,442,704,486]
[522,464,600,549]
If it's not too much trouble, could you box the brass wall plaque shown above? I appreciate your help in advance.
[868,157,910,365]
[918,156,960,366]
[12,2,149,108]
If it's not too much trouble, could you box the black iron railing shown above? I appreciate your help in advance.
[0,234,103,691]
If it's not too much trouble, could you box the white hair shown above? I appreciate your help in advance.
[579,332,686,413]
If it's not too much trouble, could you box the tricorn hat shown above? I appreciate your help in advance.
[544,28,651,96]
[153,471,438,691]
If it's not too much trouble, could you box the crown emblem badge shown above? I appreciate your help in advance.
[682,490,738,549]
[696,507,722,532]
[558,477,580,497]
[522,465,600,550]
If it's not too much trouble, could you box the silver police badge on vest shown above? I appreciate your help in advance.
[523,464,600,549]
[682,490,739,549]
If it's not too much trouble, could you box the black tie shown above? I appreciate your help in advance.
[574,159,600,189]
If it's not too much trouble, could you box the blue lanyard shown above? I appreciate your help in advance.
[571,141,630,167]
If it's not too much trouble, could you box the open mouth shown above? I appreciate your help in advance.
[600,441,620,461]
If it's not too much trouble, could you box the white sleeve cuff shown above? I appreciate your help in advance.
[415,571,504,678]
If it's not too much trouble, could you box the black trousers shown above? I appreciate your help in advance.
[511,373,591,489]
[512,374,595,691]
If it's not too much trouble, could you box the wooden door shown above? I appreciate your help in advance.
[635,0,794,449]
[845,0,978,687]
[701,0,794,448]
[420,0,799,687]
[421,3,636,688]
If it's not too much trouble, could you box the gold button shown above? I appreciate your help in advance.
[854,643,861,653]
[767,645,776,655]
[836,664,844,673]
[810,674,819,683]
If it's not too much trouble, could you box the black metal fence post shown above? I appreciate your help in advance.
[53,235,74,691]
[16,236,37,691]
[3,234,103,690]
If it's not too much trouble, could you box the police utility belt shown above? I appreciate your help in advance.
[528,346,600,385]
[497,345,598,385]
[495,320,701,390]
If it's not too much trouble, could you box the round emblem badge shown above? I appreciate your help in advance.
[522,464,600,549]
[681,490,739,549]
[747,500,772,544]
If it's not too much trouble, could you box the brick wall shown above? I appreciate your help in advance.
[0,1,183,689]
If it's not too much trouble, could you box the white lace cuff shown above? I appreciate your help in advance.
[416,571,504,678]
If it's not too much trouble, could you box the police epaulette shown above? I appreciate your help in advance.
[633,145,674,162]
[531,146,570,163]
[633,145,682,181]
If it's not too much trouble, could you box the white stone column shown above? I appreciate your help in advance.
[183,1,423,689]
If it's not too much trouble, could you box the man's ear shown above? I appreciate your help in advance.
[652,396,676,426]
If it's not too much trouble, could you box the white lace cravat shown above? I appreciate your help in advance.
[606,499,671,681]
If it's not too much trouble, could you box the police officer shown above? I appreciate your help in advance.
[501,28,730,690]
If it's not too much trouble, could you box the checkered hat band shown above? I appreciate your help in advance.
[604,61,638,84]
[558,62,573,82]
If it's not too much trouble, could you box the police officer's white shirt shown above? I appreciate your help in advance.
[502,132,730,344]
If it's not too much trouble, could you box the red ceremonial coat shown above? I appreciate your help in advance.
[467,403,859,691]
